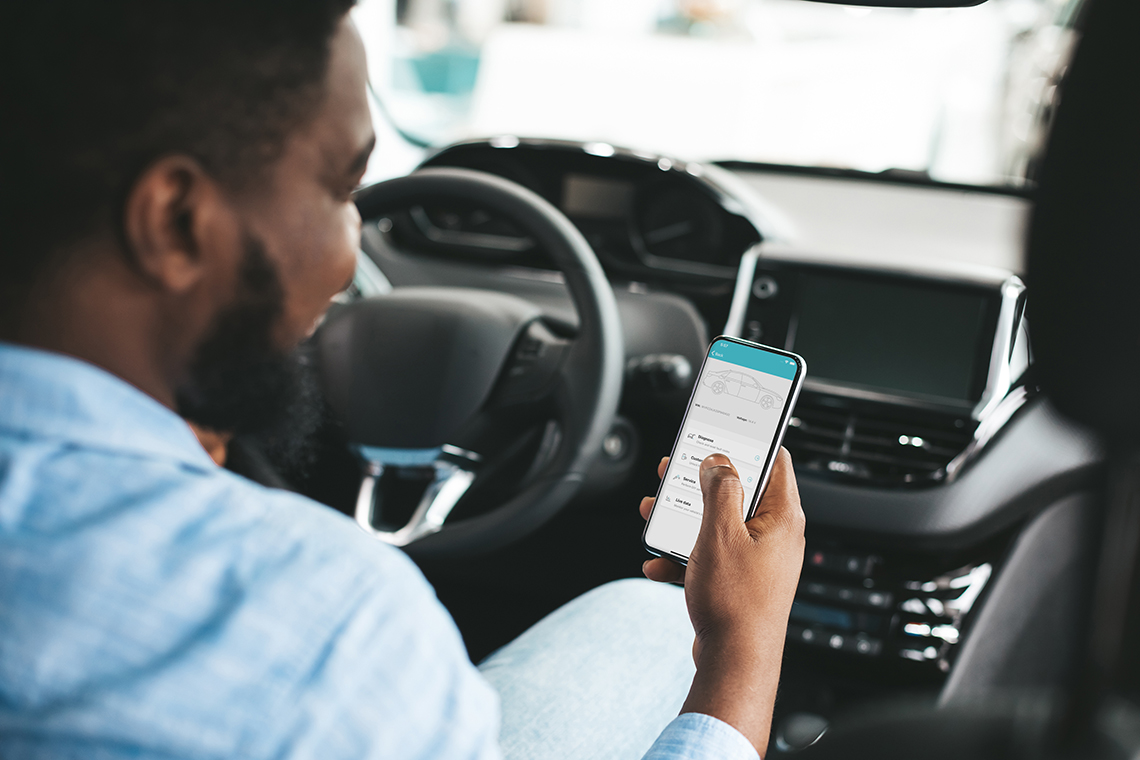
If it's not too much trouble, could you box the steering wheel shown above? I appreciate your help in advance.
[316,167,624,559]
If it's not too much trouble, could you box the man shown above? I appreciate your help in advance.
[0,2,805,758]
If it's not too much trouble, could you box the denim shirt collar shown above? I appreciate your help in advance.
[0,342,215,471]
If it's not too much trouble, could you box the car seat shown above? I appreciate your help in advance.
[800,0,1140,756]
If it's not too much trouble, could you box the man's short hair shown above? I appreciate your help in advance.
[1,0,356,312]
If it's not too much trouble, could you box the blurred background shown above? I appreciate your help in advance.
[353,0,1083,188]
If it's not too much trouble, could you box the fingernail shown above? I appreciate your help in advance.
[701,453,731,469]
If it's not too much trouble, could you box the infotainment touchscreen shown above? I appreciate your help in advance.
[790,274,992,403]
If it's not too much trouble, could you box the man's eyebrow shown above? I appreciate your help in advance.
[348,134,376,176]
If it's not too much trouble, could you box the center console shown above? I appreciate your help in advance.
[720,253,1080,682]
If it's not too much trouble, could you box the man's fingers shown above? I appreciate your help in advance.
[643,558,686,585]
[698,453,746,532]
[637,458,669,520]
[747,448,801,523]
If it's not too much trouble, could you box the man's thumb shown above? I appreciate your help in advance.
[699,454,747,530]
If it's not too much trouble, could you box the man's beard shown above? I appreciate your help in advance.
[175,234,324,475]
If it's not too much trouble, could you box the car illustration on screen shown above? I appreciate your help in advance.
[703,370,784,409]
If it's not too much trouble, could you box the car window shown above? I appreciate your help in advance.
[354,0,1084,188]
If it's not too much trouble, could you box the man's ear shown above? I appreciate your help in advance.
[121,155,236,294]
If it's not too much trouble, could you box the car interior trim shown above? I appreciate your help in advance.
[351,247,394,298]
[798,377,977,413]
[946,386,1031,482]
[354,446,478,547]
[971,276,1028,422]
[409,205,536,252]
[420,138,781,278]
[699,162,797,244]
[797,398,1103,546]
[723,243,762,337]
[756,243,1019,288]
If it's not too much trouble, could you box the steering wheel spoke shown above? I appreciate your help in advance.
[492,319,572,407]
[354,445,481,546]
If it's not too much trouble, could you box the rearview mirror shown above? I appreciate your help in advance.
[803,0,985,6]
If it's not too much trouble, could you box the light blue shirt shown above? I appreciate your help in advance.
[0,342,757,759]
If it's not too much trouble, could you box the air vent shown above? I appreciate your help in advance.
[784,394,976,485]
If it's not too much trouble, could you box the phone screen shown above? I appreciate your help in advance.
[644,337,805,563]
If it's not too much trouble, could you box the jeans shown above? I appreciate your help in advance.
[478,579,696,760]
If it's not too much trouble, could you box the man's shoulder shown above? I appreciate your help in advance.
[206,466,438,618]
[0,437,434,688]
[0,437,485,758]
[2,431,412,583]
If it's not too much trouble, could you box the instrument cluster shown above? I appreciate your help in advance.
[389,138,764,281]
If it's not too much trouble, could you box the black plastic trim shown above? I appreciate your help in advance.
[797,398,1103,550]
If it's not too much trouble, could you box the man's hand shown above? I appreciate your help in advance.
[639,450,805,755]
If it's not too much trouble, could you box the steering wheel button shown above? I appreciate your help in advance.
[602,432,626,459]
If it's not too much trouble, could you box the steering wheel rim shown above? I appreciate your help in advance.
[321,167,624,559]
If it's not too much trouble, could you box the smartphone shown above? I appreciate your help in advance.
[643,336,806,564]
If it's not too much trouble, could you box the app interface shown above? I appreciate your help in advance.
[645,340,799,560]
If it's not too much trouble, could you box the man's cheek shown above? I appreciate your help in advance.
[291,208,359,327]
[280,202,348,284]
[332,203,361,281]
[306,201,357,281]
[345,200,362,248]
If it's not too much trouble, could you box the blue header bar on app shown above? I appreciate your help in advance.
[708,340,799,379]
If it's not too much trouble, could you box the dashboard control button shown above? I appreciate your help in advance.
[900,646,941,662]
[807,549,876,576]
[789,623,882,657]
[752,275,779,300]
[803,581,828,597]
[860,590,894,608]
[798,580,893,612]
[791,625,820,645]
[745,320,763,342]
[626,353,693,394]
[901,598,928,615]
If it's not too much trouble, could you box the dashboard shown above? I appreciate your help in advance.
[356,137,1102,684]
[412,138,766,278]
[371,138,1042,487]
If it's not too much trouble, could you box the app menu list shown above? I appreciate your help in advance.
[656,423,770,520]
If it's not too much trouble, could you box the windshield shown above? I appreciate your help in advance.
[354,0,1082,188]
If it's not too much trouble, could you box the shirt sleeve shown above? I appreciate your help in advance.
[643,713,761,760]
